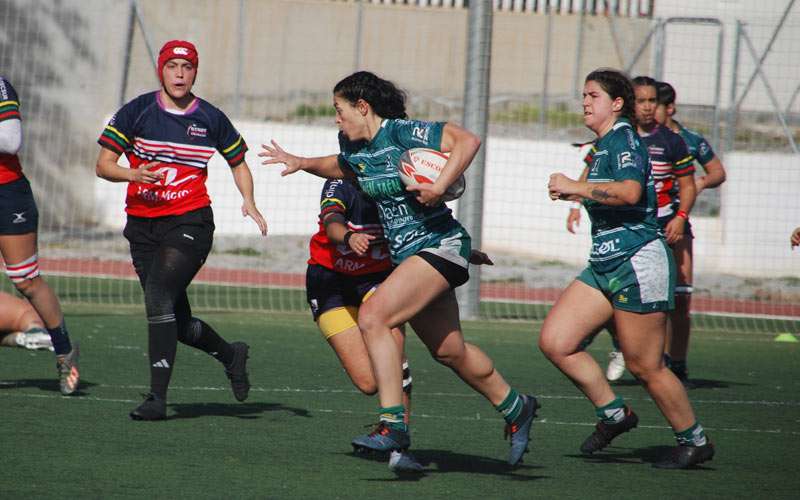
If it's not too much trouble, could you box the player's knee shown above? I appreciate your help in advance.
[6,255,41,297]
[356,305,384,338]
[429,342,465,368]
[179,317,203,346]
[352,377,378,396]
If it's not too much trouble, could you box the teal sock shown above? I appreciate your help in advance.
[595,396,626,424]
[495,388,523,424]
[675,422,707,446]
[379,405,407,432]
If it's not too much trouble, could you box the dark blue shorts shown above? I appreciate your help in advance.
[0,177,38,235]
[305,263,392,321]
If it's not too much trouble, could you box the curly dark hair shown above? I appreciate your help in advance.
[585,68,636,124]
[333,71,408,120]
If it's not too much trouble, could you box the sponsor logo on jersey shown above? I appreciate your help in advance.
[187,123,208,138]
[411,126,430,143]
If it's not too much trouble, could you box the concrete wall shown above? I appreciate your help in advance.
[94,120,800,279]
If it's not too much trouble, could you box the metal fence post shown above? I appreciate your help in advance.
[457,0,493,319]
[540,3,552,130]
[234,0,245,118]
[725,20,742,155]
[119,0,136,107]
[572,0,586,99]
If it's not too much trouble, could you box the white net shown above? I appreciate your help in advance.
[0,0,797,333]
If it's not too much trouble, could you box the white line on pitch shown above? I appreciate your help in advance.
[0,390,797,436]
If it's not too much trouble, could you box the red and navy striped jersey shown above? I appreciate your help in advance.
[0,77,23,185]
[308,178,392,276]
[98,91,247,217]
[639,124,693,215]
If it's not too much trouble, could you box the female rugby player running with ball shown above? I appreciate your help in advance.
[96,40,267,420]
[262,71,538,468]
[542,69,713,469]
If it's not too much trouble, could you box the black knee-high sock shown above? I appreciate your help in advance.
[181,317,234,365]
[148,314,178,400]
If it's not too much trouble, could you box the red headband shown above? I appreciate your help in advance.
[157,40,199,82]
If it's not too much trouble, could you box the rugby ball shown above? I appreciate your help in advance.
[397,148,466,202]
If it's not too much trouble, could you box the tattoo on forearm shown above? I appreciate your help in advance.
[590,188,616,201]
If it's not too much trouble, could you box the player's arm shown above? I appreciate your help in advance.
[549,174,641,206]
[565,165,589,233]
[322,212,373,256]
[430,122,481,198]
[259,140,346,179]
[0,118,22,155]
[663,173,696,244]
[696,155,726,193]
[791,227,800,249]
[95,147,163,184]
[230,161,267,236]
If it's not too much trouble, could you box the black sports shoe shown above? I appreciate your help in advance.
[580,406,639,454]
[505,394,540,466]
[129,393,167,421]
[653,441,715,469]
[225,342,250,402]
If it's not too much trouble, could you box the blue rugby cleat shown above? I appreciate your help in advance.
[505,394,540,466]
[352,422,410,453]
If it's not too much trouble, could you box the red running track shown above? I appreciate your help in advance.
[29,258,800,318]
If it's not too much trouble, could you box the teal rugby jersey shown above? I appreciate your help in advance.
[675,121,715,167]
[337,119,469,265]
[582,118,661,272]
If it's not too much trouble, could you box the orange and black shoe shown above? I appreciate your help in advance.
[580,406,639,454]
[56,342,80,396]
[352,422,410,453]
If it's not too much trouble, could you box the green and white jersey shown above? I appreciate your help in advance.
[582,118,661,273]
[675,121,715,167]
[337,119,469,265]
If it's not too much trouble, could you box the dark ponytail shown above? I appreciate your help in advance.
[585,68,636,124]
[333,71,408,120]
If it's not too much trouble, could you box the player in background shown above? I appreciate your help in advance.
[0,76,79,394]
[791,227,800,249]
[0,291,52,350]
[262,71,538,468]
[593,76,696,383]
[544,69,713,469]
[655,80,727,383]
[95,40,267,420]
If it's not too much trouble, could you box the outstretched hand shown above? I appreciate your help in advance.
[259,140,303,176]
